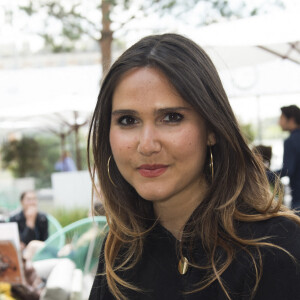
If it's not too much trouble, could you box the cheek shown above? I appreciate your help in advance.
[172,129,208,175]
[172,128,207,157]
[110,130,135,161]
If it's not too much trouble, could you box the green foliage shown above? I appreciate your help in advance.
[18,0,285,54]
[19,1,36,16]
[39,33,74,53]
[34,135,61,188]
[240,123,255,144]
[1,134,61,188]
[1,137,42,177]
[149,0,285,21]
[65,131,88,171]
[20,1,96,53]
[50,207,89,227]
[263,125,288,139]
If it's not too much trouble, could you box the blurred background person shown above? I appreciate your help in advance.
[277,105,300,209]
[54,151,77,172]
[9,191,48,250]
[253,145,276,186]
[253,145,272,169]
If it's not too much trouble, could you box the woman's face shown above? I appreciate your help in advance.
[21,191,38,210]
[110,67,215,204]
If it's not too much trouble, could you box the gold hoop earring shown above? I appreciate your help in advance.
[209,145,214,181]
[107,155,117,187]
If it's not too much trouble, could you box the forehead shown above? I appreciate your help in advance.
[23,192,36,199]
[112,67,190,109]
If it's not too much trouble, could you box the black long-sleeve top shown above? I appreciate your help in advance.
[89,216,300,299]
[278,128,300,208]
[9,210,48,245]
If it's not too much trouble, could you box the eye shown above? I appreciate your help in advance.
[118,115,137,126]
[162,112,184,123]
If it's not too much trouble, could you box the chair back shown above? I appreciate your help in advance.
[33,216,107,274]
[47,214,65,249]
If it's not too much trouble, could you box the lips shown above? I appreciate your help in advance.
[138,164,168,178]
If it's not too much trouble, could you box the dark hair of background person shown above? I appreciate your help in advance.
[20,191,34,201]
[88,33,300,300]
[281,105,300,125]
[253,145,272,167]
[93,202,105,216]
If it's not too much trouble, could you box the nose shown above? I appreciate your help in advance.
[137,125,162,156]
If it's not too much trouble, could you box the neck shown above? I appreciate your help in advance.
[153,178,208,241]
[287,120,300,132]
[290,125,300,132]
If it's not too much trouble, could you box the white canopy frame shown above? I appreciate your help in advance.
[187,8,300,69]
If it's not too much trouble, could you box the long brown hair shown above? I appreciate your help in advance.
[88,33,300,300]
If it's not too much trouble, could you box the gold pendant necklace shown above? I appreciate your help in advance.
[178,256,189,275]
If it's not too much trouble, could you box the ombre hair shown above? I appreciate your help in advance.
[88,33,300,300]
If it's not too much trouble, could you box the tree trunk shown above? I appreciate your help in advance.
[73,111,82,170]
[74,125,82,170]
[100,0,113,75]
[60,133,66,155]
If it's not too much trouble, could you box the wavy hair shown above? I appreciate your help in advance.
[88,33,300,300]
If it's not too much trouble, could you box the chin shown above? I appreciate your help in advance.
[129,179,173,202]
[135,189,169,202]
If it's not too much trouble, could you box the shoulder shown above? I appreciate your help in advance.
[238,216,300,258]
[245,217,300,299]
[228,217,300,299]
[238,216,300,238]
[9,210,23,222]
[285,131,300,147]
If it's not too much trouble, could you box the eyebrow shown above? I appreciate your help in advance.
[111,107,191,116]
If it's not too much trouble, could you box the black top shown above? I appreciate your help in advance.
[9,210,48,245]
[280,128,300,207]
[89,217,300,300]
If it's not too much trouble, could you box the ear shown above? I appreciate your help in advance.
[207,132,216,146]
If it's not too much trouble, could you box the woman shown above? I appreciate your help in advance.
[88,34,300,300]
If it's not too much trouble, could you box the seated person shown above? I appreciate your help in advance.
[253,145,276,185]
[9,191,48,249]
[10,258,45,300]
[0,256,46,300]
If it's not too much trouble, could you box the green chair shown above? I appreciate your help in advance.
[33,216,107,274]
[47,214,65,249]
[0,190,19,214]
